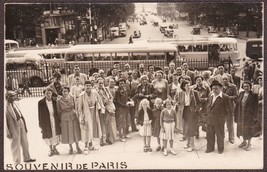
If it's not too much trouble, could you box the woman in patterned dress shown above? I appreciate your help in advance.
[114,78,130,142]
[235,81,259,151]
[57,86,82,154]
[38,88,61,157]
[192,76,210,138]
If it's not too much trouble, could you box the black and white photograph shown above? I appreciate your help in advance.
[3,1,264,170]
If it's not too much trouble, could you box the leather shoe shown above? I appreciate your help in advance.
[24,159,36,163]
[218,150,224,154]
[205,149,214,153]
[229,139,235,144]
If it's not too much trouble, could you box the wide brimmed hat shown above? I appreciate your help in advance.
[210,80,222,88]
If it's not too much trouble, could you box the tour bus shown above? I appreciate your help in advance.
[6,48,68,63]
[246,38,262,60]
[147,37,240,69]
[5,39,19,52]
[64,43,179,73]
[5,52,49,87]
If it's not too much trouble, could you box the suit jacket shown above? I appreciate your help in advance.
[232,75,241,91]
[126,80,139,99]
[6,102,28,139]
[137,109,153,126]
[135,83,156,101]
[206,93,232,125]
[38,98,61,139]
[175,89,201,114]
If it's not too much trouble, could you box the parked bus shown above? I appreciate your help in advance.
[5,52,49,87]
[147,37,239,69]
[5,39,19,52]
[246,38,262,60]
[64,43,178,73]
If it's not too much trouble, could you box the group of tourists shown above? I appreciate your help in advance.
[6,60,263,164]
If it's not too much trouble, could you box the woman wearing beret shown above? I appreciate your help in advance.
[235,81,259,151]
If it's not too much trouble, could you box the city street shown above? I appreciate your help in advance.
[4,97,263,170]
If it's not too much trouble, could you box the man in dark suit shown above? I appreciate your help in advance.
[126,71,139,132]
[6,91,36,164]
[222,76,238,144]
[230,67,241,91]
[206,80,232,154]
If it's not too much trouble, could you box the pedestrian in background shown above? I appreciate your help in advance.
[48,72,63,100]
[137,98,153,152]
[57,86,82,154]
[235,81,259,151]
[6,91,36,164]
[38,88,61,157]
[152,98,164,152]
[160,99,178,156]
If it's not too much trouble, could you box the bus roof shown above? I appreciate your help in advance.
[6,52,44,64]
[147,37,238,45]
[8,48,68,55]
[67,43,177,54]
[246,38,262,42]
[5,39,19,44]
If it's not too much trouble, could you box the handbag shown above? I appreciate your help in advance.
[250,121,262,137]
[192,91,202,113]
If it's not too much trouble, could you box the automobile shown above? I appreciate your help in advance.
[6,52,48,87]
[133,30,141,38]
[208,26,218,33]
[164,28,174,37]
[160,23,168,33]
[119,29,127,37]
[139,20,147,25]
[110,27,120,37]
[191,26,201,35]
[153,21,159,26]
[225,28,237,37]
[119,23,127,30]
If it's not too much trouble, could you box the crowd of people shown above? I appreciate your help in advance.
[5,60,263,164]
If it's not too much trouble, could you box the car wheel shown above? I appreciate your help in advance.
[30,77,43,87]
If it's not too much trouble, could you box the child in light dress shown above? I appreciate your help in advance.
[137,99,153,152]
[152,98,164,152]
[160,99,179,156]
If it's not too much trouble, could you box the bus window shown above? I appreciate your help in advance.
[65,54,75,61]
[76,54,85,61]
[195,45,203,52]
[84,53,93,61]
[166,52,175,63]
[178,45,186,52]
[130,53,147,60]
[114,53,129,61]
[246,39,262,59]
[99,53,112,61]
[148,53,165,60]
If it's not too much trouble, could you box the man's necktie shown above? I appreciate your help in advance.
[12,103,21,121]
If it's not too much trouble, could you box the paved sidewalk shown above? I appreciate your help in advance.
[3,97,264,170]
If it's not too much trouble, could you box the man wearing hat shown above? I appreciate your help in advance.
[206,80,232,154]
[6,91,36,164]
[213,64,233,84]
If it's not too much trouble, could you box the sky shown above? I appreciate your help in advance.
[135,3,157,13]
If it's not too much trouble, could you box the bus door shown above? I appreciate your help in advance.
[208,44,220,63]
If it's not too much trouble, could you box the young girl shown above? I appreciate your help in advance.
[160,99,178,156]
[152,98,164,152]
[137,98,153,152]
